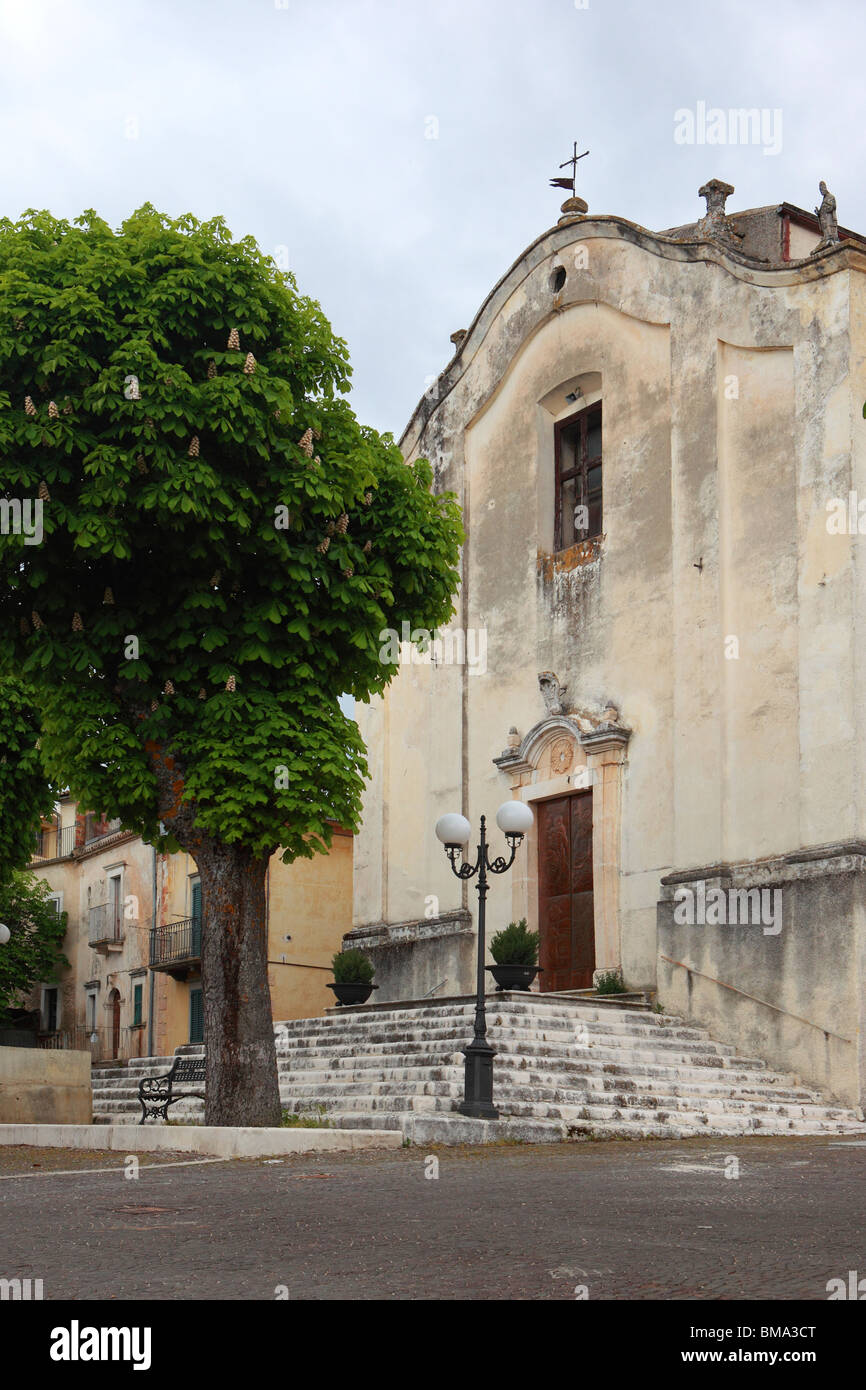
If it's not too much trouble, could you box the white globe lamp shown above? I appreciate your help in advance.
[495,800,534,838]
[434,813,472,848]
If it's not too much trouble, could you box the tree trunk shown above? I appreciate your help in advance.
[195,841,282,1128]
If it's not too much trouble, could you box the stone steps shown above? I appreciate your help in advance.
[280,1006,695,1028]
[91,1067,821,1104]
[285,1109,862,1143]
[279,1094,860,1133]
[277,1078,853,1119]
[275,1039,763,1072]
[94,1058,785,1096]
[90,992,866,1142]
[272,1051,801,1090]
[277,1012,715,1042]
[126,1053,203,1070]
[276,1014,743,1046]
[92,1068,830,1111]
[276,1026,728,1054]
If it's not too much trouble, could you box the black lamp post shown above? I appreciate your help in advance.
[435,800,534,1118]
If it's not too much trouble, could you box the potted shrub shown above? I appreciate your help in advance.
[486,919,541,992]
[328,948,378,1007]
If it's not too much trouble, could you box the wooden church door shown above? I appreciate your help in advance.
[537,791,595,991]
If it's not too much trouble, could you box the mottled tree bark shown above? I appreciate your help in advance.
[143,735,282,1128]
[195,840,282,1128]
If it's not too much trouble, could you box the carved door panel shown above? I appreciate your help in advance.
[537,792,594,991]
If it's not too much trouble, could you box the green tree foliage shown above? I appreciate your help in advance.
[0,676,54,884]
[0,870,68,1017]
[0,206,462,857]
[0,206,463,1123]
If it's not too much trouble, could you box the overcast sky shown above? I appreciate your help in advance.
[1,0,864,437]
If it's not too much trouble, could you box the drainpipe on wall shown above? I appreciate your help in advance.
[147,844,157,1058]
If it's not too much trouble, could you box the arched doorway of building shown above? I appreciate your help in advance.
[496,703,631,993]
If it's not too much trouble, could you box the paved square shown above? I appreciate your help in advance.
[2,1135,865,1300]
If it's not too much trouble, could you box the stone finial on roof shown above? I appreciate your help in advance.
[558,194,589,224]
[812,181,840,255]
[696,178,743,246]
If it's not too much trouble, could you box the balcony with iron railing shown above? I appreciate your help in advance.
[149,916,202,980]
[88,902,124,953]
[32,824,77,862]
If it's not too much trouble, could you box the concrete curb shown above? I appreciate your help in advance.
[0,1123,403,1157]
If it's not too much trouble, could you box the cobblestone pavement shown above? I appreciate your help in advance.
[2,1134,866,1300]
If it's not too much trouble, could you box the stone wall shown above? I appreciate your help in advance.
[657,845,866,1108]
[343,910,475,1002]
[0,1047,92,1124]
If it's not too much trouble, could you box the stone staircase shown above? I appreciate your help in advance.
[91,993,866,1143]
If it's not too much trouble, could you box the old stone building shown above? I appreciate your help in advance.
[26,795,352,1061]
[347,178,866,1111]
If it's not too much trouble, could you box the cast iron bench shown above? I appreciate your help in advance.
[138,1055,206,1124]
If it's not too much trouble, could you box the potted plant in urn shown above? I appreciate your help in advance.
[486,919,541,992]
[328,948,378,1006]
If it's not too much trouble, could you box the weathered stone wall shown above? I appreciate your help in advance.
[657,847,866,1108]
[0,1047,91,1124]
[344,911,474,1003]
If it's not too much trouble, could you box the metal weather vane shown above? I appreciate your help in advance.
[550,141,589,196]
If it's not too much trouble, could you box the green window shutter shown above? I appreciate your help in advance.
[133,983,143,1027]
[189,988,204,1044]
[191,881,202,956]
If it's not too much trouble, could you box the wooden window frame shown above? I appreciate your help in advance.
[554,401,602,551]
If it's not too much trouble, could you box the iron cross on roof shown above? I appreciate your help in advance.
[550,142,589,195]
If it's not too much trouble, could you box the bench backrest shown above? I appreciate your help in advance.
[172,1057,206,1084]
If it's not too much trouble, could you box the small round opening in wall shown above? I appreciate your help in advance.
[551,266,567,293]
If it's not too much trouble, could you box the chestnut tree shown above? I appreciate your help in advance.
[0,206,462,1126]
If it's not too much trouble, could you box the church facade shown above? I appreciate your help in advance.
[347,180,866,1110]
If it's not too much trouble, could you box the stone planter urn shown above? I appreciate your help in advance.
[327,981,378,1007]
[485,964,542,993]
